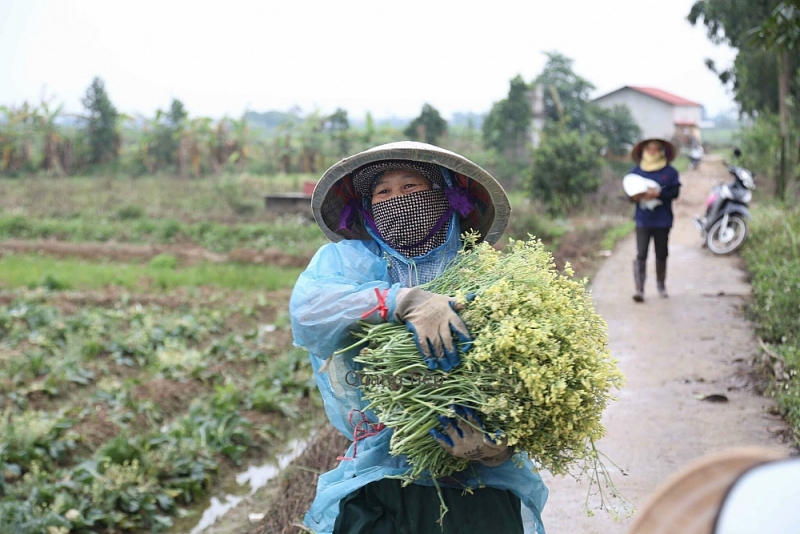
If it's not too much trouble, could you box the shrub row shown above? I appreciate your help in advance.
[741,205,800,441]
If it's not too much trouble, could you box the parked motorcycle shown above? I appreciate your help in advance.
[693,150,755,254]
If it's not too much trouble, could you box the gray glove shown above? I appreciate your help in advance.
[394,287,472,371]
[431,406,512,467]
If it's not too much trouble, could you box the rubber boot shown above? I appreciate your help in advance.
[656,259,668,298]
[633,260,646,303]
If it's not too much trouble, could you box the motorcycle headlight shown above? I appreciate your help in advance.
[741,190,752,203]
[739,169,755,189]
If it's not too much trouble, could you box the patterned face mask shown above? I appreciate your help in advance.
[371,188,451,258]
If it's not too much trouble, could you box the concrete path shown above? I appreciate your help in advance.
[538,155,794,533]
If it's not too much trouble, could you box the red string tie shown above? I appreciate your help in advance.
[337,410,386,461]
[361,288,389,321]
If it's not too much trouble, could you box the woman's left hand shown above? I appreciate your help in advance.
[644,187,660,200]
[394,288,471,371]
[430,405,512,467]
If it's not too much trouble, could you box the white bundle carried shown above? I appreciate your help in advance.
[623,173,662,211]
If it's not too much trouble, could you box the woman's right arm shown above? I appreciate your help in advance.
[289,241,403,359]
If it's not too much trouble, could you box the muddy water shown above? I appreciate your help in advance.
[168,432,315,534]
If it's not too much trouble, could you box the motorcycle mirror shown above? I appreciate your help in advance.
[733,147,742,158]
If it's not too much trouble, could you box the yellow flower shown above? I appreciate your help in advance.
[353,235,624,490]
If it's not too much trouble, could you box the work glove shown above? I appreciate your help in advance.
[431,405,513,467]
[394,288,472,372]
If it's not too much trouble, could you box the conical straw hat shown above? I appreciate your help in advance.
[311,141,511,245]
[628,447,788,534]
[631,138,677,164]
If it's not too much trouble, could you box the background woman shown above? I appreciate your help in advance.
[628,138,682,302]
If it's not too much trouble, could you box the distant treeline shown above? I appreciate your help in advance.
[1,52,647,214]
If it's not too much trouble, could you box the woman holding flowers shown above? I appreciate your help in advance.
[290,142,548,534]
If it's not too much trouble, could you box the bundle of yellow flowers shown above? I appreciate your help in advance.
[345,234,625,512]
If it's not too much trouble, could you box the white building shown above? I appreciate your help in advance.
[592,86,704,145]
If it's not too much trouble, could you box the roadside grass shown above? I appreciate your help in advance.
[0,214,326,255]
[600,220,635,251]
[0,254,303,292]
[505,192,569,245]
[741,204,800,443]
[702,128,739,147]
[671,154,689,173]
[505,162,635,279]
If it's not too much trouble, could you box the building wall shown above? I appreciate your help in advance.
[672,105,703,124]
[594,89,681,140]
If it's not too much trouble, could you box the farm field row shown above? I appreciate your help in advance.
[0,284,319,533]
[0,253,303,293]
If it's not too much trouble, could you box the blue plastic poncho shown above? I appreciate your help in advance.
[289,180,549,534]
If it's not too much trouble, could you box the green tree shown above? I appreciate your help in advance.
[689,0,800,198]
[482,75,532,158]
[688,0,799,115]
[144,98,189,172]
[326,108,350,156]
[534,51,596,132]
[529,128,605,215]
[364,112,375,145]
[737,112,783,180]
[592,104,641,156]
[82,77,119,165]
[749,0,800,199]
[404,103,447,146]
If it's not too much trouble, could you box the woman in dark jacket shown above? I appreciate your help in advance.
[628,139,682,302]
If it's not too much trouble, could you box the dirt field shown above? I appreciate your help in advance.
[540,154,795,533]
[0,240,313,268]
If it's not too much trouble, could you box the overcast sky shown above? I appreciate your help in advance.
[1,0,739,122]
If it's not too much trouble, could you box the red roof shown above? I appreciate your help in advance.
[629,86,701,106]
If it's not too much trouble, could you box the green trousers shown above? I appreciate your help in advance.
[333,478,524,534]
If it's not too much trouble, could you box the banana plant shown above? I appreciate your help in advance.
[34,100,70,176]
[273,107,301,173]
[181,117,213,178]
[298,110,326,173]
[0,103,36,174]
